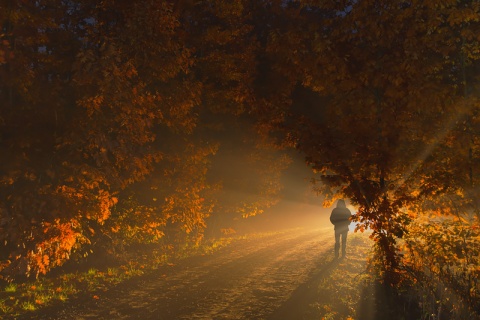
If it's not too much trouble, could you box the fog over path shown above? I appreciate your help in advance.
[23,226,339,320]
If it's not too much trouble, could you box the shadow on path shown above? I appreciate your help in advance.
[268,258,340,320]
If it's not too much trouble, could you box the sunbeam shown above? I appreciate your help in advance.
[397,104,469,191]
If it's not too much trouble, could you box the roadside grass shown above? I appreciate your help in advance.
[304,232,375,320]
[303,232,429,320]
[0,229,285,318]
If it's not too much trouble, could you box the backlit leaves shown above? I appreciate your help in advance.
[2,0,480,287]
[253,0,480,279]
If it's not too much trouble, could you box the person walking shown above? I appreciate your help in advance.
[329,199,352,259]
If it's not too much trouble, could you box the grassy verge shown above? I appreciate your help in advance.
[0,235,243,317]
[302,232,431,320]
[303,232,374,320]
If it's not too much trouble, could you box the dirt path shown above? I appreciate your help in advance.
[19,227,354,320]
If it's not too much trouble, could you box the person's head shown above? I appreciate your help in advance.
[336,199,346,208]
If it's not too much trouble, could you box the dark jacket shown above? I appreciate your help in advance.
[330,200,352,232]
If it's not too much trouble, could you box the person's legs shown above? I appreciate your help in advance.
[334,230,340,258]
[341,230,348,257]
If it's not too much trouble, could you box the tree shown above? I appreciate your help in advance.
[253,0,480,282]
[0,0,89,278]
[3,0,478,285]
[0,0,203,278]
[0,0,289,279]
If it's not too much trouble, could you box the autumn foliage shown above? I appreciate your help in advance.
[266,0,480,271]
[1,1,480,314]
[0,0,296,279]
